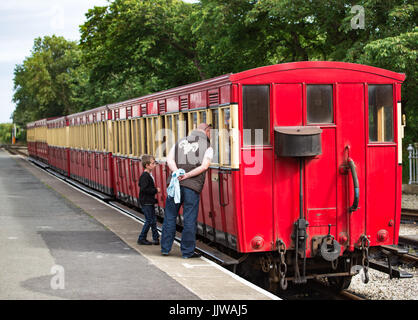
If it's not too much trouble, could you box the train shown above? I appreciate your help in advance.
[27,61,406,291]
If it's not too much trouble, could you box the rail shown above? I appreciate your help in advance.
[407,143,418,184]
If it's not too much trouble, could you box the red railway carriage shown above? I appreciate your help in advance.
[228,62,405,287]
[27,61,406,289]
[27,118,50,163]
[66,106,114,195]
[47,116,69,176]
[106,75,237,239]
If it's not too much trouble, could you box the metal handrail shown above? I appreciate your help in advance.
[407,144,418,184]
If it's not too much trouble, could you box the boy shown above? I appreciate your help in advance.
[137,155,161,245]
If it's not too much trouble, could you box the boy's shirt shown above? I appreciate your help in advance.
[138,171,158,206]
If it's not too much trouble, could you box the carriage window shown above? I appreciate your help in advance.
[176,114,182,139]
[122,121,127,154]
[199,111,207,124]
[159,116,166,157]
[131,119,137,156]
[141,118,147,155]
[307,85,333,124]
[103,121,107,151]
[127,120,132,155]
[211,109,220,164]
[148,117,156,157]
[193,112,198,129]
[115,121,120,153]
[179,113,188,138]
[368,85,393,142]
[188,112,198,133]
[243,85,270,146]
[166,115,174,156]
[221,108,231,166]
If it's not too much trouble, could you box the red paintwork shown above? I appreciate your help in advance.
[190,91,207,109]
[166,97,179,113]
[31,62,406,261]
[147,101,158,115]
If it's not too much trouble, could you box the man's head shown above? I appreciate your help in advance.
[197,123,212,139]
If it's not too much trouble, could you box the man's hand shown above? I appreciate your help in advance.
[177,157,211,181]
[177,173,188,181]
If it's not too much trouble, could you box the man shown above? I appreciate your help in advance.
[161,123,213,258]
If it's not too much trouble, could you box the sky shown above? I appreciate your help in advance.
[0,0,111,123]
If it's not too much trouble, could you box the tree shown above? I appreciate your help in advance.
[12,36,80,126]
[78,0,202,109]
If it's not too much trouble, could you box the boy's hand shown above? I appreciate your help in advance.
[157,187,161,193]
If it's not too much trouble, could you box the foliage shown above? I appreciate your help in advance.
[12,36,81,127]
[0,123,24,144]
[11,0,417,180]
[78,0,202,109]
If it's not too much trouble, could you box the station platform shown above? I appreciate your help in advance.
[0,149,278,301]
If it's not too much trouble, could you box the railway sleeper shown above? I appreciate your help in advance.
[368,258,413,279]
[367,246,415,279]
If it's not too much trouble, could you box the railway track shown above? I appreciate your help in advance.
[401,208,418,222]
[0,144,28,156]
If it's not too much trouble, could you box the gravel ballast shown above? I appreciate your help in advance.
[346,193,417,300]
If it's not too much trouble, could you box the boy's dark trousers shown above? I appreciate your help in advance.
[138,205,159,242]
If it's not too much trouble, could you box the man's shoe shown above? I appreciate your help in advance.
[182,252,202,259]
[161,252,169,256]
[137,239,152,245]
[152,240,160,245]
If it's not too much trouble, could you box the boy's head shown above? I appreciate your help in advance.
[141,154,156,169]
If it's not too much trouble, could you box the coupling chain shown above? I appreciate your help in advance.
[360,235,370,284]
[277,240,288,290]
[261,255,272,273]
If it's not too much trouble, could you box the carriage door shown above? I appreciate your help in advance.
[335,84,366,249]
[307,84,366,250]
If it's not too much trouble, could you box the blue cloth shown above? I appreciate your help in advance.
[161,186,200,257]
[167,169,185,204]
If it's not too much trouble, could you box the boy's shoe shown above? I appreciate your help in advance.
[161,252,169,256]
[182,252,202,259]
[152,240,160,245]
[137,239,152,245]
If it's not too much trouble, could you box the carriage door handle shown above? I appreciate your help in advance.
[218,171,229,207]
[348,158,359,213]
[340,146,359,213]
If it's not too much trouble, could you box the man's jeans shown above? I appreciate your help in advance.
[161,186,200,258]
[138,205,159,241]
